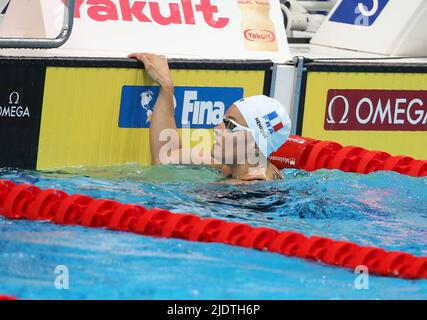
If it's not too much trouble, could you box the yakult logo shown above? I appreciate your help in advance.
[324,90,427,131]
[66,0,230,28]
[244,29,275,42]
[119,86,243,129]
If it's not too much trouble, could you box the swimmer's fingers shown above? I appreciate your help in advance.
[128,52,150,63]
[128,52,162,63]
[127,52,138,59]
[128,52,145,59]
[128,53,165,68]
[128,53,172,87]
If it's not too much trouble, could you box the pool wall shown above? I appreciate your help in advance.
[0,58,271,169]
[1,57,427,171]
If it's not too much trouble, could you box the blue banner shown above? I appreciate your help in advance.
[329,0,389,27]
[119,86,244,129]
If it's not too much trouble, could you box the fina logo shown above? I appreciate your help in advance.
[139,90,178,124]
[118,86,243,129]
[140,90,154,123]
[329,0,390,27]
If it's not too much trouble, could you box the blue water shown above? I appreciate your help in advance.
[0,165,426,300]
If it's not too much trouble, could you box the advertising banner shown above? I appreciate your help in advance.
[324,89,427,132]
[37,66,266,169]
[118,86,243,129]
[302,71,427,159]
[0,0,10,26]
[0,0,46,38]
[0,64,46,169]
[311,0,427,56]
[40,0,290,61]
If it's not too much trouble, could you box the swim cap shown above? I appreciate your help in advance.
[233,95,291,158]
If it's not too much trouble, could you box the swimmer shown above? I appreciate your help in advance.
[128,53,291,181]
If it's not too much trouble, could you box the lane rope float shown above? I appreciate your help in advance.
[270,136,427,177]
[0,179,426,280]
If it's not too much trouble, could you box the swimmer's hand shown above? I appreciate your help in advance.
[128,53,173,89]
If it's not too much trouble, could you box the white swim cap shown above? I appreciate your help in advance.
[233,95,291,158]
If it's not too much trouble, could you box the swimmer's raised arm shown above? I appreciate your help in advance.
[128,52,221,168]
[128,53,179,165]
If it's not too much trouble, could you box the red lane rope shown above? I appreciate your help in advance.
[0,295,17,300]
[270,136,427,177]
[0,179,426,280]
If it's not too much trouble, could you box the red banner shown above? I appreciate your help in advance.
[324,90,427,131]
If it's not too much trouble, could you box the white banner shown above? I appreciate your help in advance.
[0,0,9,26]
[0,0,46,38]
[311,0,427,56]
[41,0,290,61]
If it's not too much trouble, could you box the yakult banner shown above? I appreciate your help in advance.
[40,0,290,61]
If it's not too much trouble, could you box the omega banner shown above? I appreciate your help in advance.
[41,0,290,61]
[325,89,427,131]
[0,63,45,169]
[302,71,427,160]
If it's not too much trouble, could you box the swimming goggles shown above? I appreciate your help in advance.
[223,118,251,133]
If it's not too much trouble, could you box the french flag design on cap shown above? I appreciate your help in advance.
[264,111,284,134]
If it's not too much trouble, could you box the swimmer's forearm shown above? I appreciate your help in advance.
[150,83,179,164]
[127,53,181,164]
[157,78,173,93]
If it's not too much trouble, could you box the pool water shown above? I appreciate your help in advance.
[0,165,426,300]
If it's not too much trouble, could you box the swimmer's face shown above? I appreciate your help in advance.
[211,105,258,165]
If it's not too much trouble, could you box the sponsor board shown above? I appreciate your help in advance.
[0,65,45,169]
[325,90,427,131]
[37,0,289,61]
[0,92,31,118]
[302,72,427,159]
[311,0,427,56]
[119,86,243,129]
[37,67,266,169]
[330,0,389,27]
[0,0,10,25]
[0,0,9,14]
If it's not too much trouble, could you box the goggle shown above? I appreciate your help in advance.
[223,118,251,133]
